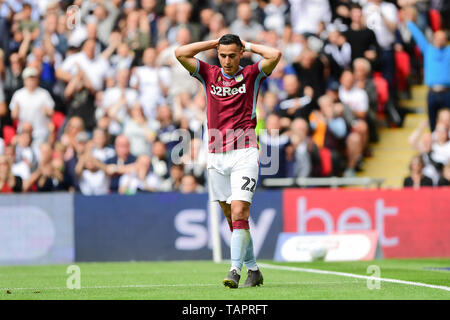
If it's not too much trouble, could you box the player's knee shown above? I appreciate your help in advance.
[231,201,250,221]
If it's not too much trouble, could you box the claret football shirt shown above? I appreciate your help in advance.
[191,59,268,153]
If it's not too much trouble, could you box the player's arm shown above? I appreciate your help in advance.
[174,39,219,74]
[242,40,282,76]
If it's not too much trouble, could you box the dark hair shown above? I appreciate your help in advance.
[218,34,243,48]
[350,3,362,10]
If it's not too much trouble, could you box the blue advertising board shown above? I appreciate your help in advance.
[74,191,282,262]
[0,193,74,265]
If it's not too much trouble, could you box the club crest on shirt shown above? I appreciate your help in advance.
[234,74,243,82]
[217,75,222,83]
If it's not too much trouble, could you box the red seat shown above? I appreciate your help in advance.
[52,111,66,132]
[2,125,16,145]
[395,50,411,92]
[373,72,389,115]
[319,147,332,177]
[429,9,441,32]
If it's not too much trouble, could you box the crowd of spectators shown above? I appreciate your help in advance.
[0,0,448,194]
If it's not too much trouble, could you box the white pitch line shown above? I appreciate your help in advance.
[0,283,217,291]
[259,263,450,292]
[0,280,354,292]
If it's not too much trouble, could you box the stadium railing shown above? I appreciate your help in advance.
[261,177,385,189]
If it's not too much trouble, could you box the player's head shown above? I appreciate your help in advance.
[217,34,243,76]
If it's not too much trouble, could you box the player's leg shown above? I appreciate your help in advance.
[218,201,257,273]
[225,147,263,288]
[218,201,232,232]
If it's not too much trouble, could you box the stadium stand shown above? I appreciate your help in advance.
[0,0,449,194]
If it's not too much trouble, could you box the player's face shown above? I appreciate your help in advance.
[217,43,243,76]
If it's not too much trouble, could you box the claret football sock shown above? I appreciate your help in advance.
[230,220,250,272]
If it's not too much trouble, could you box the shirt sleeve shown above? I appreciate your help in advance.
[407,21,429,53]
[43,89,55,110]
[9,91,18,112]
[190,59,214,92]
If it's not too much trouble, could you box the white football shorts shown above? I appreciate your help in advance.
[207,147,259,204]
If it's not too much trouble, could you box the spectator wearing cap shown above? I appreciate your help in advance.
[406,15,450,132]
[9,66,55,149]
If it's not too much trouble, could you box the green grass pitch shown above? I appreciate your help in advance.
[0,259,449,300]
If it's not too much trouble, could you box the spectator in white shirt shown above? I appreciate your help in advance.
[57,33,121,92]
[9,66,54,149]
[339,70,369,118]
[264,0,289,37]
[131,47,170,120]
[118,154,160,194]
[12,122,37,173]
[324,25,352,80]
[338,70,370,170]
[100,68,139,137]
[76,150,110,196]
[363,0,398,91]
[288,0,332,35]
[91,127,115,163]
[431,123,450,168]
